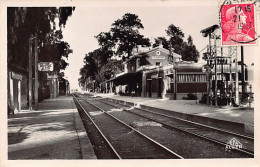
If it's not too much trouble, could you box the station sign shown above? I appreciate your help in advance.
[38,62,53,71]
[152,56,165,60]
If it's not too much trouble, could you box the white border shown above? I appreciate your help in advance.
[1,1,259,167]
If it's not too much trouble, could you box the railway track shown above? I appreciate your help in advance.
[73,94,183,159]
[95,96,254,157]
[74,94,253,158]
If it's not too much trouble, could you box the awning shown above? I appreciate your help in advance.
[112,72,142,85]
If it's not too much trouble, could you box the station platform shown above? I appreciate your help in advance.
[8,96,96,159]
[91,93,254,135]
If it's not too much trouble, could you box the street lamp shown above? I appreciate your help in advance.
[29,34,39,110]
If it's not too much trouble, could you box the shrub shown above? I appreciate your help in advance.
[183,93,197,100]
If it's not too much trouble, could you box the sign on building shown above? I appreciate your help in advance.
[152,56,165,60]
[38,62,54,71]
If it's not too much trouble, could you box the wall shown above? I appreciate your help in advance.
[8,70,28,111]
[147,50,170,67]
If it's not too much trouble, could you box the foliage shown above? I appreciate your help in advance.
[152,24,199,62]
[180,36,199,62]
[183,93,197,100]
[95,32,115,63]
[152,37,169,50]
[139,53,151,66]
[8,7,75,70]
[8,7,75,98]
[79,13,150,87]
[97,13,150,58]
[98,59,122,81]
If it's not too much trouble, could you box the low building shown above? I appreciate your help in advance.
[47,73,59,98]
[7,64,28,113]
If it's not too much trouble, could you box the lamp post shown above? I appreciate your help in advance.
[29,36,33,110]
[249,85,252,108]
[65,77,68,96]
[29,34,39,110]
[34,32,38,110]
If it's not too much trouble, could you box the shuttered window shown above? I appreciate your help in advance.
[177,74,206,82]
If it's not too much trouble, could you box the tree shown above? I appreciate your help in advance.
[166,24,185,55]
[79,13,152,88]
[98,59,122,81]
[40,41,73,71]
[152,37,169,49]
[151,24,199,62]
[8,7,75,100]
[166,24,184,38]
[180,36,199,62]
[95,32,115,63]
[110,13,150,58]
[8,7,75,70]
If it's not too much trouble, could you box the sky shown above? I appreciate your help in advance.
[62,1,255,90]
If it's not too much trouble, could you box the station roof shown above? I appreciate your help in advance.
[124,45,182,63]
[174,61,203,72]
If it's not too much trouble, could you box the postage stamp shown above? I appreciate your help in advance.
[220,0,257,46]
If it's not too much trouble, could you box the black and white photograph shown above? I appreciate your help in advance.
[1,0,259,166]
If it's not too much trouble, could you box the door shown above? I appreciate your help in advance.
[148,80,152,97]
[158,78,162,98]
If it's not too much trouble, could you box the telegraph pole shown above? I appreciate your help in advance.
[241,46,245,102]
[200,25,219,106]
[214,34,218,106]
[208,34,212,105]
[34,32,39,110]
[235,48,239,105]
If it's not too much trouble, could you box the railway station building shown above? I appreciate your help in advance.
[107,45,207,100]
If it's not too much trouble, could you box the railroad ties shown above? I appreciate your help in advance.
[73,93,253,159]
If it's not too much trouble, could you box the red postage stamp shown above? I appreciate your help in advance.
[220,2,256,46]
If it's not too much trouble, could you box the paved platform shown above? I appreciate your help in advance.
[8,96,96,159]
[92,93,254,135]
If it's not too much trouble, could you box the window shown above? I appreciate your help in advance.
[156,62,161,66]
[177,74,206,82]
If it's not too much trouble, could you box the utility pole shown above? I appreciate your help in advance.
[200,24,219,106]
[214,34,218,106]
[29,35,33,111]
[241,46,245,102]
[208,34,212,105]
[229,47,233,104]
[34,32,39,110]
[221,47,223,98]
[235,47,239,105]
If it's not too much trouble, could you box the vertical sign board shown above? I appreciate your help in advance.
[11,72,23,80]
[220,0,257,46]
[38,62,54,71]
